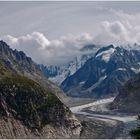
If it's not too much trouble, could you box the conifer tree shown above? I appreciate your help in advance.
[130,115,140,139]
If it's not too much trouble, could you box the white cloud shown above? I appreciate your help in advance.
[93,18,140,46]
[3,32,94,65]
[2,8,140,66]
[3,15,140,66]
[106,21,126,35]
[97,21,131,44]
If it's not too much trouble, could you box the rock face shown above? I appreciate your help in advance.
[38,44,99,85]
[0,40,67,105]
[110,73,140,113]
[61,45,140,98]
[0,40,82,138]
[0,40,40,75]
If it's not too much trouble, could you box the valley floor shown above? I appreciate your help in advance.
[70,97,138,139]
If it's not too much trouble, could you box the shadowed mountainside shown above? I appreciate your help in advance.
[110,73,140,113]
[0,40,81,138]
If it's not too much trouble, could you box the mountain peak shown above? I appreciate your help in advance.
[95,44,114,55]
[95,45,115,63]
[0,40,82,139]
[61,44,140,98]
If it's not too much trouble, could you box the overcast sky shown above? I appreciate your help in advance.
[1,1,140,65]
[0,1,140,38]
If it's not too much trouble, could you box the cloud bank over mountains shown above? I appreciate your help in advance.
[3,10,140,66]
[3,32,93,65]
[1,3,140,66]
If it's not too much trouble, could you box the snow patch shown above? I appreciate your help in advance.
[80,81,85,85]
[117,68,127,71]
[95,48,115,63]
[131,67,140,74]
[84,75,107,93]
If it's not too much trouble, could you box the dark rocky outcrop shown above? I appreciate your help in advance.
[0,40,82,138]
[110,73,140,113]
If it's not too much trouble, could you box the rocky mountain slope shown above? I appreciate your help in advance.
[0,40,69,104]
[110,73,140,113]
[39,44,99,85]
[61,44,140,98]
[0,40,81,138]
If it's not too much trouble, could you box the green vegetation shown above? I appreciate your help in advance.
[130,115,140,139]
[0,44,72,134]
[0,61,12,78]
[0,74,64,130]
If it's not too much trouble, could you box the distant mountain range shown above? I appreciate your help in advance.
[38,43,140,98]
[1,39,140,138]
[60,44,140,98]
[0,40,81,138]
[38,44,99,85]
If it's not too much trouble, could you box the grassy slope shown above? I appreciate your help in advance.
[0,62,70,130]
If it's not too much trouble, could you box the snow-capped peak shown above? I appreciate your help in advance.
[95,45,115,63]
